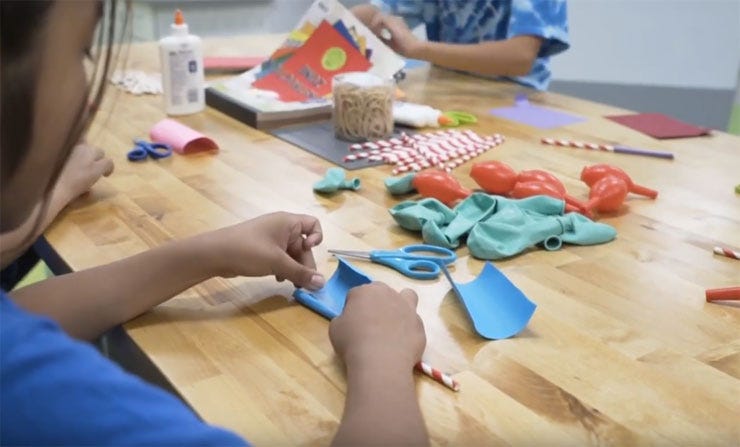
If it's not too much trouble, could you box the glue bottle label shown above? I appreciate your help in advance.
[167,48,200,106]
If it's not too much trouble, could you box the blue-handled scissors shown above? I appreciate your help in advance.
[127,139,173,162]
[328,244,457,280]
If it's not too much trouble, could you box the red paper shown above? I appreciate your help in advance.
[253,20,371,102]
[605,113,710,139]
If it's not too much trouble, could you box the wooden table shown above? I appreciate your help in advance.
[46,35,740,446]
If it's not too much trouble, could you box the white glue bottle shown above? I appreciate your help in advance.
[159,9,205,115]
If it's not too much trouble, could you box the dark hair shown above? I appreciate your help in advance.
[0,1,53,187]
[0,0,127,234]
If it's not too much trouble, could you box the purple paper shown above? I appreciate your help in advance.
[489,95,586,129]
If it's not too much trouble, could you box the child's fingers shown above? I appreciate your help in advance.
[96,157,115,177]
[369,12,386,36]
[297,246,318,271]
[399,288,419,309]
[273,252,324,290]
[93,146,106,161]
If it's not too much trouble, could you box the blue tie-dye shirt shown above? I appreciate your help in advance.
[371,0,570,90]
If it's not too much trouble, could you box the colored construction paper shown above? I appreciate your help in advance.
[442,263,536,339]
[298,21,317,36]
[293,257,372,319]
[149,118,218,155]
[253,20,371,102]
[313,167,361,193]
[489,94,586,129]
[333,20,359,49]
[605,113,710,139]
[254,54,294,80]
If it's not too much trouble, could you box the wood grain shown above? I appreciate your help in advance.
[46,35,740,446]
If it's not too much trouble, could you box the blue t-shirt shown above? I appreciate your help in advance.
[0,291,249,446]
[371,0,570,90]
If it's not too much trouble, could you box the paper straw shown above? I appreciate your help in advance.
[541,137,674,160]
[705,286,740,301]
[347,130,503,174]
[415,361,460,392]
[713,246,740,260]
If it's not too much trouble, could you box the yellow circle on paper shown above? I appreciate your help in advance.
[322,47,347,71]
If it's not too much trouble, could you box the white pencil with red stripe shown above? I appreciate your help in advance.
[713,246,740,260]
[541,137,674,160]
[415,361,460,392]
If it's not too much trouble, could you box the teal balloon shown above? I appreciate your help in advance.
[384,174,416,195]
[313,167,361,193]
[389,198,456,231]
[389,193,617,259]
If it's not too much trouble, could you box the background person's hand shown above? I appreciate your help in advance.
[371,14,422,58]
[329,282,426,371]
[208,212,325,290]
[54,142,114,203]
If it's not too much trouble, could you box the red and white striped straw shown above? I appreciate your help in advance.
[713,246,740,260]
[345,130,504,174]
[542,137,611,151]
[540,137,674,160]
[415,361,460,392]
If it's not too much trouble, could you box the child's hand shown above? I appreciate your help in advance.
[329,282,426,371]
[55,142,114,202]
[372,14,421,58]
[210,212,325,290]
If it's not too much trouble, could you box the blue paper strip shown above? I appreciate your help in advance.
[293,257,372,320]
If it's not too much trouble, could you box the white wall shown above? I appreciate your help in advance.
[134,0,365,40]
[551,0,740,90]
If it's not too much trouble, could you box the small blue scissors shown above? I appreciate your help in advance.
[127,139,173,162]
[328,244,457,280]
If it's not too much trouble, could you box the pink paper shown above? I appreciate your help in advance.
[149,118,219,154]
[204,56,267,72]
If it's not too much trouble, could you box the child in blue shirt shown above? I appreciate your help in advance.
[353,0,570,90]
[0,1,428,445]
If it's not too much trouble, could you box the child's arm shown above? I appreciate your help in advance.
[0,142,113,264]
[330,283,429,446]
[9,213,325,340]
[378,14,542,77]
[350,4,382,27]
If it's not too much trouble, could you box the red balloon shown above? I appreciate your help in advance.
[518,169,566,194]
[581,164,658,199]
[412,169,472,206]
[470,161,518,195]
[518,169,586,211]
[510,181,584,214]
[584,175,629,213]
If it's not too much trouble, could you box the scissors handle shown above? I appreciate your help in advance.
[373,257,442,280]
[398,244,457,265]
[127,144,149,161]
[127,139,173,161]
[146,142,173,159]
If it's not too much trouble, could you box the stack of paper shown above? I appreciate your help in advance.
[206,0,405,129]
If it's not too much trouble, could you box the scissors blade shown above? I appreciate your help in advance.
[328,249,372,260]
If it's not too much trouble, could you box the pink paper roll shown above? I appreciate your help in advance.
[149,118,219,155]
